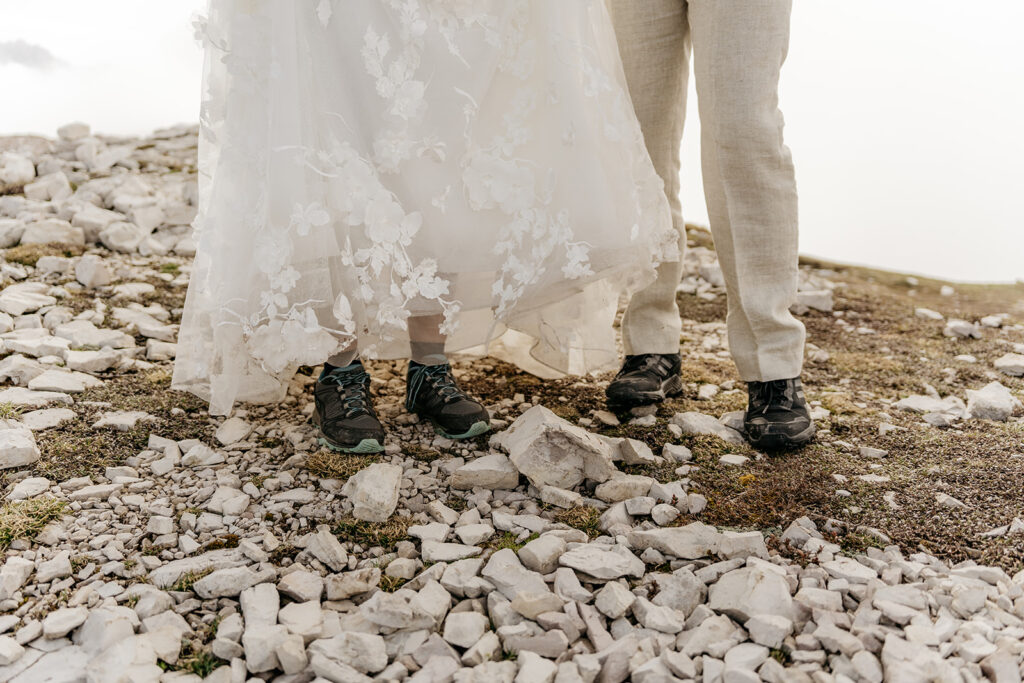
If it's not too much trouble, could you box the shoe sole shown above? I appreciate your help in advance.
[433,420,491,440]
[745,423,817,451]
[606,374,684,408]
[317,436,385,455]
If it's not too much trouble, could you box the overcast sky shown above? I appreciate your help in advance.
[2,1,1022,283]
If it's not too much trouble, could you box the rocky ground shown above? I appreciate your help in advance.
[0,124,1022,683]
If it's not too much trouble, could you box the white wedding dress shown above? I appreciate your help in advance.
[173,0,678,415]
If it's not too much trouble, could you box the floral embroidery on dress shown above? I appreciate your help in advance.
[173,0,679,415]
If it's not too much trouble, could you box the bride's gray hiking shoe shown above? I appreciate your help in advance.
[406,361,490,439]
[312,362,386,454]
[743,377,816,451]
[606,353,683,407]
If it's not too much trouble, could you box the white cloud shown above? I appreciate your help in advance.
[0,40,63,69]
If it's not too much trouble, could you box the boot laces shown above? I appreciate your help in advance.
[752,379,792,415]
[322,367,372,417]
[622,354,668,376]
[407,364,462,411]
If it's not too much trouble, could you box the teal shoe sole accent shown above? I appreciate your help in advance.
[435,420,491,440]
[318,437,385,454]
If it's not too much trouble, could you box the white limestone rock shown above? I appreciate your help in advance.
[54,320,134,349]
[0,152,35,187]
[215,416,252,445]
[193,566,268,599]
[539,485,583,509]
[6,476,50,500]
[0,556,34,600]
[111,307,177,342]
[0,282,57,316]
[594,581,636,619]
[0,634,24,666]
[443,611,489,649]
[491,405,617,489]
[36,551,72,583]
[42,606,89,638]
[0,354,46,384]
[628,523,722,560]
[148,548,248,589]
[994,353,1024,377]
[796,289,834,313]
[718,530,769,559]
[2,333,71,359]
[422,541,482,563]
[181,443,225,467]
[145,339,177,361]
[0,387,72,408]
[651,504,680,526]
[967,381,1022,421]
[517,534,566,574]
[74,253,114,288]
[242,623,288,673]
[71,204,122,234]
[93,410,158,431]
[515,651,557,683]
[27,369,101,393]
[240,582,280,626]
[58,122,91,141]
[482,548,548,600]
[0,427,40,469]
[914,307,944,320]
[821,556,878,584]
[64,348,121,374]
[359,590,434,630]
[305,525,348,572]
[455,523,495,546]
[308,632,388,674]
[451,453,520,490]
[662,443,693,463]
[21,217,83,244]
[632,596,684,634]
[23,173,74,203]
[559,543,645,580]
[277,570,324,603]
[708,566,794,622]
[342,462,401,522]
[670,412,746,446]
[0,220,24,249]
[944,319,981,339]
[745,614,794,649]
[99,221,146,252]
[594,474,655,503]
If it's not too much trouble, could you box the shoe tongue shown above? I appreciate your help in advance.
[320,363,363,385]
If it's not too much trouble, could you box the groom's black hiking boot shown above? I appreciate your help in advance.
[406,361,490,440]
[743,377,816,451]
[313,362,386,454]
[606,353,683,408]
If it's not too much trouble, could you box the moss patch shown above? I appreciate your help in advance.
[553,506,602,538]
[32,373,210,480]
[332,516,412,549]
[482,531,537,552]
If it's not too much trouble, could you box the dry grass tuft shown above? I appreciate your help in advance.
[3,242,86,266]
[0,498,68,550]
[305,451,382,482]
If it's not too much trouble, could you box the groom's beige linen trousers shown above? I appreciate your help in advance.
[611,0,806,382]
